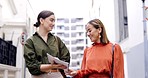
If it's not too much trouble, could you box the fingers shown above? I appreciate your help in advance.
[65,69,77,76]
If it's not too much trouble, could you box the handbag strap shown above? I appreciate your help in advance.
[110,43,115,78]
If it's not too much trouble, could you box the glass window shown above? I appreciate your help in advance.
[57,18,69,23]
[71,18,83,23]
[118,0,129,42]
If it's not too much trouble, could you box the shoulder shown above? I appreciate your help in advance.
[83,46,91,54]
[54,35,61,40]
[109,42,120,48]
[24,36,34,45]
[54,35,63,43]
[109,42,122,52]
[110,42,123,54]
[25,33,38,44]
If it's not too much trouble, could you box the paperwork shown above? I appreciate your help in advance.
[47,53,69,70]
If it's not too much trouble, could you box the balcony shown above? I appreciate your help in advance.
[0,38,20,78]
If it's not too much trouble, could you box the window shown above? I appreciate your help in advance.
[71,33,76,37]
[57,18,69,23]
[71,18,83,23]
[57,32,64,37]
[71,61,77,67]
[64,40,69,45]
[71,54,77,59]
[76,46,84,51]
[76,25,83,30]
[64,33,69,37]
[71,40,76,45]
[57,25,64,30]
[118,0,129,42]
[65,26,69,30]
[71,26,76,30]
[71,47,77,52]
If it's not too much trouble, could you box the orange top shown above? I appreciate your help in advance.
[74,42,124,78]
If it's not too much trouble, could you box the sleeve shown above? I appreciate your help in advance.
[57,36,70,63]
[23,38,44,75]
[73,48,97,78]
[73,69,98,78]
[113,44,124,78]
[81,48,87,70]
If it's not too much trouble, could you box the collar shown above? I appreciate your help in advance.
[33,32,54,37]
[92,42,106,46]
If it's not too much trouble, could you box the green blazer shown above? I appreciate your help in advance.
[24,32,70,76]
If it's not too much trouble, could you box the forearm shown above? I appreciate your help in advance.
[40,64,67,73]
[40,64,53,73]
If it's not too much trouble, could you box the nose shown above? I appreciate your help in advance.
[87,32,90,37]
[52,21,55,26]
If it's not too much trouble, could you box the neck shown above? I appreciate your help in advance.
[38,27,49,37]
[96,39,101,43]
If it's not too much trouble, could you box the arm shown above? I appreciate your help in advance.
[24,38,44,75]
[113,44,124,78]
[40,64,67,73]
[68,48,98,78]
[73,48,97,78]
[81,47,87,70]
[24,38,65,75]
[56,36,70,63]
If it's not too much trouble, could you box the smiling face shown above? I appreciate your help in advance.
[40,15,55,32]
[86,23,102,43]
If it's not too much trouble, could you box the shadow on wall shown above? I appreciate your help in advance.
[126,42,146,78]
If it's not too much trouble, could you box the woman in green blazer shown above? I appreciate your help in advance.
[24,10,70,78]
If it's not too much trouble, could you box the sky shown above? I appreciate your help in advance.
[27,0,116,42]
[28,0,91,17]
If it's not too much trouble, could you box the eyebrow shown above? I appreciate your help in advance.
[50,18,55,21]
[86,28,90,32]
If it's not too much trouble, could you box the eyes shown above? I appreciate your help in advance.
[44,16,55,23]
[86,29,92,33]
[49,18,55,22]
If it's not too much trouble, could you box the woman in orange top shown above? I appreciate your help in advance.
[68,19,124,78]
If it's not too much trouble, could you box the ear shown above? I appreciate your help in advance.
[98,27,102,33]
[40,18,44,24]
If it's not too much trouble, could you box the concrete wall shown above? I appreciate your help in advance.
[126,43,145,78]
[90,0,147,78]
[119,0,147,78]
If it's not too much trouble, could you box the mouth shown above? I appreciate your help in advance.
[89,36,94,42]
[89,36,92,40]
[50,25,54,29]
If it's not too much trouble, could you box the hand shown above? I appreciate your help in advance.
[66,69,77,76]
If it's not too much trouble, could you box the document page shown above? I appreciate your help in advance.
[47,53,69,71]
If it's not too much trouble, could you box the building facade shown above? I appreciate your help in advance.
[0,0,34,78]
[90,0,148,78]
[52,17,87,70]
[1,0,148,78]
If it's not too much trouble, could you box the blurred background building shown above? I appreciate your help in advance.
[52,17,87,70]
[0,0,148,78]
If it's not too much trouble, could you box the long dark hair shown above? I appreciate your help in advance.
[88,19,110,44]
[34,10,54,27]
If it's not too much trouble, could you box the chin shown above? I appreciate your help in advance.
[48,28,52,31]
[90,39,94,42]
